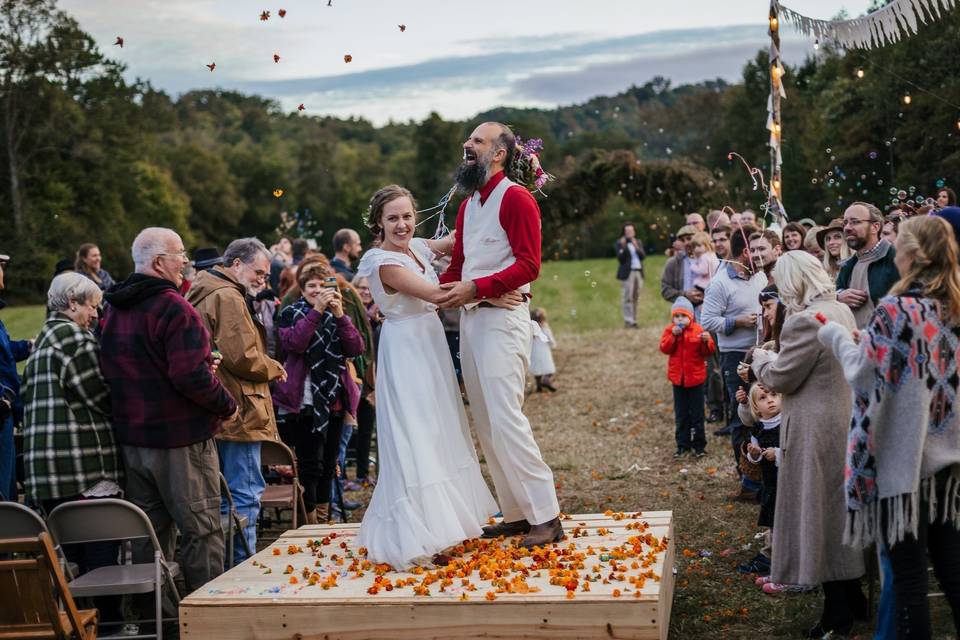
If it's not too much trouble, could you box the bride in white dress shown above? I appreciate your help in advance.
[355,185,520,569]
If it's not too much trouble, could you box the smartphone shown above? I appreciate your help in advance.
[323,276,338,289]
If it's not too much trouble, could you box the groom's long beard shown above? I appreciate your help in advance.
[454,160,489,194]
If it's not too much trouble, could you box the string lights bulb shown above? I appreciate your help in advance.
[773,123,781,136]
[769,16,779,31]
[856,68,864,79]
[903,93,912,105]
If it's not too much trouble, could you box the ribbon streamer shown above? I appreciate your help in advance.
[776,0,957,50]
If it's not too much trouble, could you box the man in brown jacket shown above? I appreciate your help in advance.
[187,237,286,565]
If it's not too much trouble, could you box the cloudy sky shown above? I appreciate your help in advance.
[60,0,871,124]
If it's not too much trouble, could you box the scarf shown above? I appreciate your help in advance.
[759,414,782,430]
[840,288,960,548]
[279,298,345,433]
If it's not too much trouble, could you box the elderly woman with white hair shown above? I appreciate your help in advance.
[22,272,122,625]
[749,251,867,638]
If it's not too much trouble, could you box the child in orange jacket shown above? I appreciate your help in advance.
[659,296,716,458]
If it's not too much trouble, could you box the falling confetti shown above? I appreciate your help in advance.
[273,53,281,63]
[343,54,353,63]
[278,8,287,17]
[114,36,124,48]
[297,103,305,111]
[207,62,216,71]
[273,188,284,198]
[260,10,270,21]
[398,24,406,32]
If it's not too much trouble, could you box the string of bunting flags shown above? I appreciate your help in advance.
[775,0,957,50]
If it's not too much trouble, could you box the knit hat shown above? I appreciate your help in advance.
[933,207,960,247]
[671,296,695,319]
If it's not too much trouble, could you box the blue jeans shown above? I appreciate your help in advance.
[875,543,896,640]
[331,424,354,511]
[719,350,760,493]
[0,416,16,501]
[218,441,264,566]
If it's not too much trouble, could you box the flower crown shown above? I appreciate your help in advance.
[511,136,554,193]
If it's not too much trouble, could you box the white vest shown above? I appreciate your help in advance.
[462,177,531,295]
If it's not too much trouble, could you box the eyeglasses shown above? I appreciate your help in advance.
[158,251,188,259]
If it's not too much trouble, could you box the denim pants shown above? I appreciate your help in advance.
[331,423,354,508]
[719,350,760,492]
[0,416,15,501]
[217,441,264,566]
[875,543,896,640]
[672,384,706,452]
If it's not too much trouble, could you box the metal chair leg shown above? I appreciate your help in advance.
[233,512,253,559]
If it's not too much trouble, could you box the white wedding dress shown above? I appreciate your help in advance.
[355,238,498,569]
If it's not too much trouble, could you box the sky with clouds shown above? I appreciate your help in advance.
[59,0,872,124]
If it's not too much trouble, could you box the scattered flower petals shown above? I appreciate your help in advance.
[398,24,406,32]
[260,10,270,21]
[343,54,352,63]
[273,53,281,63]
[278,8,287,17]
[298,103,305,111]
[114,36,124,48]
[207,62,216,72]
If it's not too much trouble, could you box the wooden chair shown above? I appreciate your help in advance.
[260,440,308,528]
[0,502,77,580]
[0,533,98,640]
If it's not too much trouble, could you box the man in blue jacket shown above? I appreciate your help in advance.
[0,253,34,501]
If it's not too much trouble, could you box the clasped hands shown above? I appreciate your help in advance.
[746,441,777,461]
[436,281,524,310]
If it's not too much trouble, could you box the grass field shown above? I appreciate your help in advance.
[6,258,956,638]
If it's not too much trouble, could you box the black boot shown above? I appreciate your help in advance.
[534,376,543,393]
[541,375,557,392]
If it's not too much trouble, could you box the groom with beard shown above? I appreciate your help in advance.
[438,122,562,548]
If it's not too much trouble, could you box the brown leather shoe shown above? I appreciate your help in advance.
[726,487,759,503]
[519,517,563,549]
[481,519,531,538]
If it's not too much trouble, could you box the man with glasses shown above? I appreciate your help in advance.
[100,227,238,597]
[835,202,899,328]
[187,237,286,566]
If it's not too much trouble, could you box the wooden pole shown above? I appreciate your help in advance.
[769,1,785,224]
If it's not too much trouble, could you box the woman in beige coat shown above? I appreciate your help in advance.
[750,251,866,638]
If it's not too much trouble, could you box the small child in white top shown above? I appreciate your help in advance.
[530,307,557,392]
[689,232,721,292]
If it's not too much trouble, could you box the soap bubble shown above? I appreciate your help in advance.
[591,282,597,288]
[892,198,900,205]
[877,179,884,186]
[665,147,673,155]
[619,211,624,217]
[868,151,878,159]
[584,270,591,277]
[824,207,831,213]
[936,179,946,188]
[916,196,925,204]
[885,141,892,147]
[860,174,867,180]
[897,190,907,200]
[826,148,832,154]
[908,186,916,194]
[831,155,836,161]
[889,187,898,195]
[811,178,818,184]
[552,275,559,281]
[570,309,578,318]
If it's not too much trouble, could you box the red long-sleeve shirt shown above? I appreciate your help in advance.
[439,171,541,299]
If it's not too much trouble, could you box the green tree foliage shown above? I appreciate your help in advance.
[1,1,958,302]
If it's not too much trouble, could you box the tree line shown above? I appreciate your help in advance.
[1,0,958,300]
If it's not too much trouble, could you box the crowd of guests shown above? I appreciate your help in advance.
[656,188,960,637]
[0,227,393,630]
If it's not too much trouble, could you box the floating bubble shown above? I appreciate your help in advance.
[584,270,591,277]
[811,178,818,184]
[908,186,916,194]
[552,275,558,281]
[665,147,673,155]
[831,155,836,161]
[885,141,892,147]
[828,171,834,177]
[936,179,946,188]
[826,148,832,154]
[862,190,869,195]
[620,183,626,189]
[877,179,884,185]
[824,207,831,213]
[926,198,936,206]
[868,151,878,160]
[916,196,925,204]
[619,211,624,217]
[828,179,835,186]
[890,187,898,195]
[570,309,578,317]
[897,190,907,200]
[892,198,900,205]
[591,282,597,288]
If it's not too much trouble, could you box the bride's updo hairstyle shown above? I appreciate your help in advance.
[365,185,418,239]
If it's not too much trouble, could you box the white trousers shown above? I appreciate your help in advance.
[621,270,643,325]
[459,303,560,525]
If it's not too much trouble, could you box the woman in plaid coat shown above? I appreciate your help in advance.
[22,272,120,505]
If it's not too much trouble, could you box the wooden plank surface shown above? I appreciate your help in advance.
[181,511,675,640]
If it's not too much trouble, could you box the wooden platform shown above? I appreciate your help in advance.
[180,511,675,640]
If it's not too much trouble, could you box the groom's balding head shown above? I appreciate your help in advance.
[467,122,515,174]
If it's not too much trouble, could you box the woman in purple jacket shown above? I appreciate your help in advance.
[273,259,364,523]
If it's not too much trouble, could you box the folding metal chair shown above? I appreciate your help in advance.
[219,472,252,568]
[260,439,308,528]
[0,532,97,640]
[0,501,77,580]
[47,499,180,640]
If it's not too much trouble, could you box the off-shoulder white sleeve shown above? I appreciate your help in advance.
[356,248,408,278]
